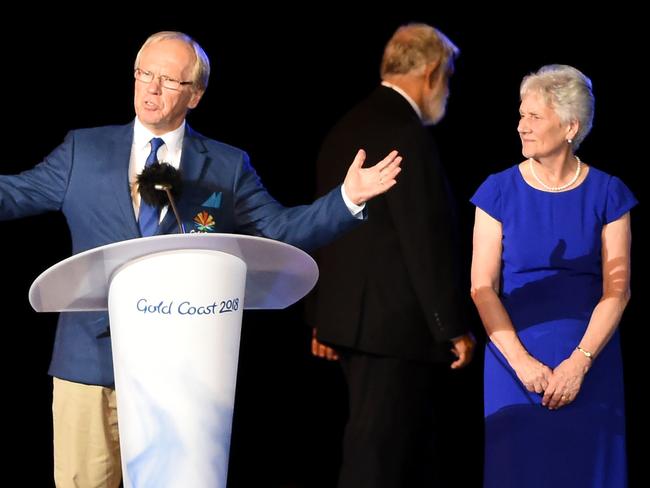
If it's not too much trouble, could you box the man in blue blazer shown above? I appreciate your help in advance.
[0,31,401,488]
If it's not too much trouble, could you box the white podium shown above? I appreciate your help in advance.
[29,234,318,488]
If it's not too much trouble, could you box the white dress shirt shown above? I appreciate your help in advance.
[130,117,184,222]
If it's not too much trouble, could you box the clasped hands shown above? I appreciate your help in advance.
[515,351,591,410]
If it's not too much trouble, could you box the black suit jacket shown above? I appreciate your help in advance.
[309,86,467,362]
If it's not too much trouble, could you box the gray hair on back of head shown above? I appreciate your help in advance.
[381,23,459,77]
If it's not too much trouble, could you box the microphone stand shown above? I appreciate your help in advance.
[155,184,185,234]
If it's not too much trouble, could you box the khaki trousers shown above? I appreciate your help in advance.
[52,377,121,488]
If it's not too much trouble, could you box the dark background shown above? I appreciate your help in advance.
[2,8,644,487]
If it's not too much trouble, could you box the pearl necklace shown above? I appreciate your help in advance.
[529,156,582,192]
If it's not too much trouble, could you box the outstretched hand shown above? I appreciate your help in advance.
[343,149,402,205]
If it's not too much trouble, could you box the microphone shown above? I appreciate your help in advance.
[137,162,185,234]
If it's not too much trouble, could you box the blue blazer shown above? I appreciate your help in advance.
[0,122,359,386]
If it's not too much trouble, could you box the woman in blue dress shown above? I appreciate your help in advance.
[470,64,637,487]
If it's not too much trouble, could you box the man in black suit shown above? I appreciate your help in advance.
[308,23,475,487]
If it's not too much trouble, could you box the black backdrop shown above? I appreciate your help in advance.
[2,8,645,487]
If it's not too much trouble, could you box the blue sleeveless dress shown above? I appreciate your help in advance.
[471,164,637,488]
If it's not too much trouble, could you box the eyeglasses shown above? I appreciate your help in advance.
[134,68,193,91]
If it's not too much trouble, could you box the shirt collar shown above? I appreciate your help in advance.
[133,117,186,154]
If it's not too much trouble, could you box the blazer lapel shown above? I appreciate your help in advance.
[110,122,141,237]
[158,125,208,235]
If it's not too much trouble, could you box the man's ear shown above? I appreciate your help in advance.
[425,60,445,88]
[188,89,204,110]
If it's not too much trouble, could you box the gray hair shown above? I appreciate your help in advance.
[520,64,594,149]
[134,31,211,91]
[381,23,459,77]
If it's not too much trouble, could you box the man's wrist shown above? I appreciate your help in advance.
[341,185,365,218]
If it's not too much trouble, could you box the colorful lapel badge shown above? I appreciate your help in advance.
[192,192,222,233]
[193,211,215,232]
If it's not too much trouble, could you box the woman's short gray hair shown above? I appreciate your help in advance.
[520,64,594,149]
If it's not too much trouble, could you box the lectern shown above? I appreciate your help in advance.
[29,233,318,488]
